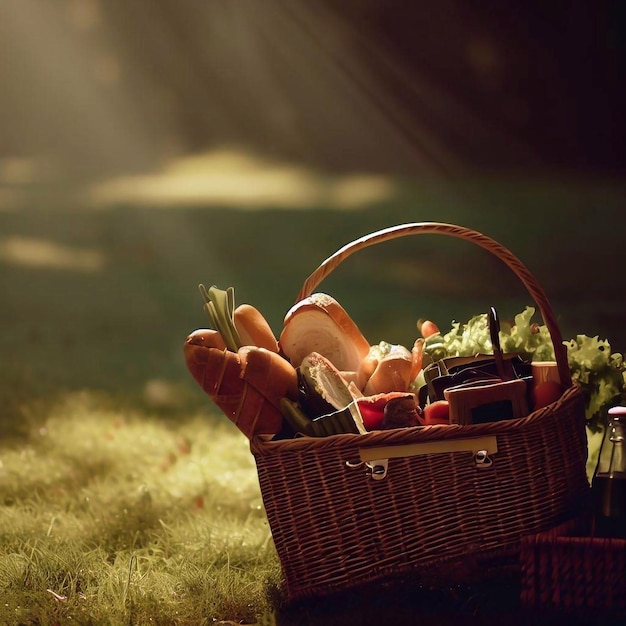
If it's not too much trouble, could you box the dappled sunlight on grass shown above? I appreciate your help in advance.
[88,146,397,210]
[0,391,280,624]
[0,236,106,272]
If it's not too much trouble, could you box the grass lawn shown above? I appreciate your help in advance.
[1,164,625,624]
[0,398,280,625]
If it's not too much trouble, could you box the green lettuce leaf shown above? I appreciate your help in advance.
[426,306,626,426]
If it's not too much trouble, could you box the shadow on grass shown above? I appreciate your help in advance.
[270,575,624,626]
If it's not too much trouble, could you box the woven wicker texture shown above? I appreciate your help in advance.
[252,222,589,601]
[521,517,626,616]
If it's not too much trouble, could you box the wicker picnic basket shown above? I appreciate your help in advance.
[520,515,626,616]
[250,222,590,602]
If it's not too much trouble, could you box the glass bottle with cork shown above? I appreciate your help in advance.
[591,405,626,539]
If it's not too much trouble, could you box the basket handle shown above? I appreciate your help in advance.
[295,222,572,388]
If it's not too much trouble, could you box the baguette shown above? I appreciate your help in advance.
[185,328,227,352]
[184,330,298,438]
[234,304,279,352]
[239,346,299,408]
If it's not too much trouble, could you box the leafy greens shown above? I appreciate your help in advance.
[426,306,626,428]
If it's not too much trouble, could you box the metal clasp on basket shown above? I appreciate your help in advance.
[474,449,493,469]
[345,459,389,481]
[349,435,498,480]
[346,436,497,481]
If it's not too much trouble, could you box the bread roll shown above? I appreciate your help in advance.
[279,293,370,371]
[363,344,414,395]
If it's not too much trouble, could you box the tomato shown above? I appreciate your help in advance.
[423,400,450,425]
